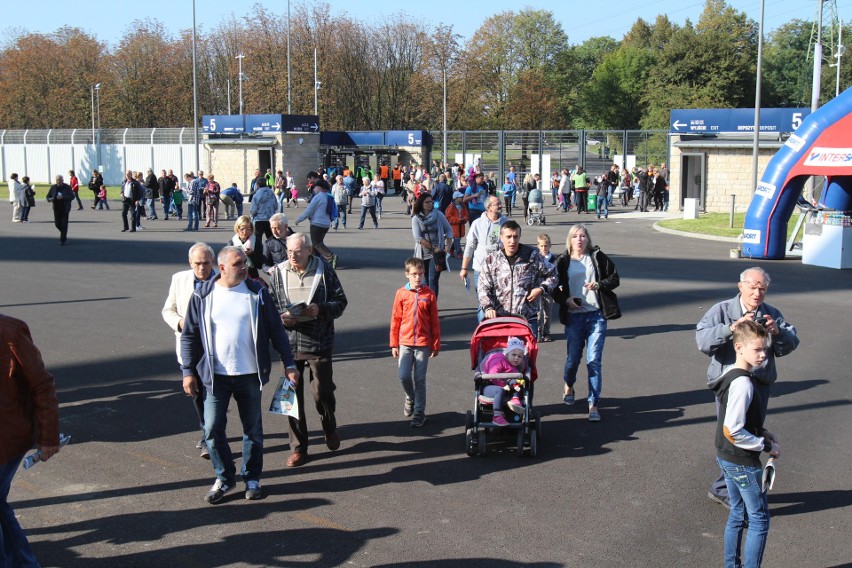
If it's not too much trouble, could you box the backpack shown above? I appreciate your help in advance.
[325,192,338,221]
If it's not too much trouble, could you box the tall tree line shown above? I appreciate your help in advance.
[0,0,848,131]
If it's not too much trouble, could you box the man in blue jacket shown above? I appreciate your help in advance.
[181,246,300,504]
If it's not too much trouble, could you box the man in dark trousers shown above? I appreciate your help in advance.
[46,174,74,245]
[267,233,348,468]
[120,170,143,233]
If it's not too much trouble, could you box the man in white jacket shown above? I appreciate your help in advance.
[161,242,217,458]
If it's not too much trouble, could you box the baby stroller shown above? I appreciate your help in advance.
[527,201,545,226]
[465,316,542,457]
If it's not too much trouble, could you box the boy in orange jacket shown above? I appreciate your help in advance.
[390,257,440,427]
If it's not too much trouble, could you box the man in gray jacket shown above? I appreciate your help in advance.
[696,267,799,508]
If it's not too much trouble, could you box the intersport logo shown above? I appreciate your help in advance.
[803,148,852,166]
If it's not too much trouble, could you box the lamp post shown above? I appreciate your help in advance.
[227,78,231,114]
[314,48,320,116]
[90,84,96,144]
[287,0,292,114]
[236,53,245,115]
[94,83,101,169]
[192,0,199,173]
[443,68,447,168]
[750,0,764,196]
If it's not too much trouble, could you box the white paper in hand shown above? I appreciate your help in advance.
[761,458,776,493]
[269,377,300,418]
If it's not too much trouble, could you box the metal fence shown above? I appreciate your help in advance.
[0,128,202,186]
[2,128,669,187]
[432,129,670,183]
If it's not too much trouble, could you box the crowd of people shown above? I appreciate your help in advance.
[4,160,798,568]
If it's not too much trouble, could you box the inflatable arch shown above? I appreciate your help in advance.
[742,87,852,259]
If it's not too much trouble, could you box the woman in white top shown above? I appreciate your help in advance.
[552,224,621,422]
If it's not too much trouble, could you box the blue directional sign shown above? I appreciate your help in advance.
[202,115,245,134]
[245,114,283,134]
[670,108,810,134]
[386,130,426,146]
[280,114,320,133]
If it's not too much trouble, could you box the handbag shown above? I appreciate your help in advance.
[433,250,447,272]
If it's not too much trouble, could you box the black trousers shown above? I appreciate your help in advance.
[122,199,135,230]
[52,205,69,243]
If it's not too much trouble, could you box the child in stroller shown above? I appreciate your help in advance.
[466,316,542,457]
[478,337,527,425]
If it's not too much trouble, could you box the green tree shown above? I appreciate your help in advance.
[581,47,655,129]
[549,36,619,127]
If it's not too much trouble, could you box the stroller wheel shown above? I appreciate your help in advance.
[478,431,487,456]
[465,427,477,457]
[516,429,525,457]
[529,429,538,457]
[527,216,534,226]
[542,217,546,225]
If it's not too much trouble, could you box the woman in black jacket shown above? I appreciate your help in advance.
[552,224,620,422]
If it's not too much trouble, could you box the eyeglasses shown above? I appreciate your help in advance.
[742,281,769,293]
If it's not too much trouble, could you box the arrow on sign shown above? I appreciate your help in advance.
[673,120,686,131]
[310,123,319,131]
[273,122,281,130]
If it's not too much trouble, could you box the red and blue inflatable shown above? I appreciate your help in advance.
[742,87,852,259]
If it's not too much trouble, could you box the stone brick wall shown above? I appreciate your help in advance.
[202,133,321,194]
[670,142,779,213]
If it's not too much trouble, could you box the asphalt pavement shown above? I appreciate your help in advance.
[2,195,850,567]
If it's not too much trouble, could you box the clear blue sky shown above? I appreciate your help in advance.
[1,0,848,47]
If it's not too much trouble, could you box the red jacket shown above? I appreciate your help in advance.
[389,285,440,352]
[0,315,60,463]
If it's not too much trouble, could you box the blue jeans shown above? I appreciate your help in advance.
[398,346,429,413]
[717,458,770,568]
[596,195,608,218]
[1,454,40,567]
[333,205,347,228]
[186,203,200,230]
[148,197,158,218]
[563,310,607,406]
[474,270,484,322]
[204,374,263,485]
[359,205,377,228]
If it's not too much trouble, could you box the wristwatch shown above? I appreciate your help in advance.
[762,438,773,453]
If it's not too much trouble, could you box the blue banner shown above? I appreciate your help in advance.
[670,108,810,134]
